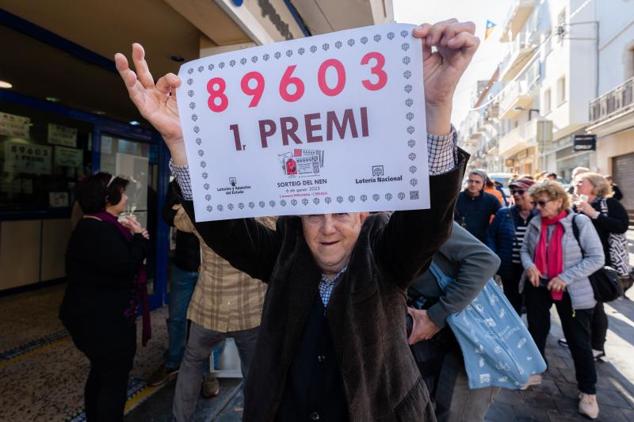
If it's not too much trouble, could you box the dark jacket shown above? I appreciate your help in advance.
[485,206,537,279]
[184,150,467,422]
[411,222,500,328]
[454,190,500,242]
[612,184,623,201]
[577,197,629,267]
[60,218,148,325]
[163,181,200,272]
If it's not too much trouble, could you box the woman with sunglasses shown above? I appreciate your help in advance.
[60,172,149,421]
[520,181,604,419]
[485,178,536,314]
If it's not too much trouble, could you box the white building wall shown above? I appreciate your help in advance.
[596,0,634,93]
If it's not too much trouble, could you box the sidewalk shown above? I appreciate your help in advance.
[486,294,634,421]
[127,293,634,421]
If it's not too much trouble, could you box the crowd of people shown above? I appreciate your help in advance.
[57,19,632,422]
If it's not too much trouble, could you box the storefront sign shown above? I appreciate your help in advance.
[49,192,70,208]
[573,134,596,152]
[48,123,78,147]
[54,146,83,168]
[3,141,52,175]
[177,24,428,221]
[0,112,30,138]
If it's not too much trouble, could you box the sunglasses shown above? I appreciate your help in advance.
[510,189,525,195]
[535,199,552,208]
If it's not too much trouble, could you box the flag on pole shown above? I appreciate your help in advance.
[485,20,496,40]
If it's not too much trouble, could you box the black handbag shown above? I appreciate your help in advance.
[571,215,623,302]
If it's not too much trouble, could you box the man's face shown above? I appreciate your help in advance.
[301,212,369,277]
[466,174,484,195]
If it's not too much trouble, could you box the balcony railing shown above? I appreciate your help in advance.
[499,32,538,81]
[589,77,634,123]
[498,119,538,157]
[499,79,534,118]
[500,0,538,42]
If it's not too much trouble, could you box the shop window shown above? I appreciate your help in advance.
[0,102,91,212]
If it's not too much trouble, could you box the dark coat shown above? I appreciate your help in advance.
[485,206,536,279]
[578,197,629,267]
[185,151,467,422]
[163,180,200,272]
[454,190,501,242]
[60,218,148,324]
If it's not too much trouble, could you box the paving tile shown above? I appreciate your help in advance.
[596,389,632,409]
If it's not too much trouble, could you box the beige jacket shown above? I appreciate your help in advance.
[173,204,274,332]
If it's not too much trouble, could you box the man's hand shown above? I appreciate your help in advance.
[114,44,187,165]
[407,307,441,345]
[413,20,479,135]
[526,265,542,288]
[547,276,566,292]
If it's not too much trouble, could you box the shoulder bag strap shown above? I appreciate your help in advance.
[571,214,586,258]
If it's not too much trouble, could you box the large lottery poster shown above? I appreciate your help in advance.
[177,24,428,221]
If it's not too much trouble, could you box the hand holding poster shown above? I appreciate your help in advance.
[178,24,427,221]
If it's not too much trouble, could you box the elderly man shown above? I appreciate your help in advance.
[116,20,478,421]
[455,170,501,242]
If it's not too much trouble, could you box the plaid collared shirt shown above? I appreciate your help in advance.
[319,267,347,308]
[172,205,275,332]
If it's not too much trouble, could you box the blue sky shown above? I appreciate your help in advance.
[393,0,513,125]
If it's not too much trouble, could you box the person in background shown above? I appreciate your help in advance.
[486,178,537,315]
[60,173,149,421]
[408,222,500,422]
[571,173,630,361]
[568,167,590,195]
[484,176,505,206]
[171,204,275,422]
[520,181,604,419]
[604,175,623,201]
[455,169,501,242]
[546,172,558,182]
[148,180,201,387]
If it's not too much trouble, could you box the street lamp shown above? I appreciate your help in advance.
[514,106,541,120]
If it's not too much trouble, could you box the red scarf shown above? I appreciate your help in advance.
[534,210,568,280]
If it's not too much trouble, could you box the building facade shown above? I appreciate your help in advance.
[459,0,633,184]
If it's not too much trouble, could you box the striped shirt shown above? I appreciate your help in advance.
[512,219,529,264]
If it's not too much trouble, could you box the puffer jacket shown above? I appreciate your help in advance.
[520,211,604,310]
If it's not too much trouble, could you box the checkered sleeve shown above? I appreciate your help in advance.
[427,127,458,175]
[169,160,193,200]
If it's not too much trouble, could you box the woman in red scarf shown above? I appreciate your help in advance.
[520,181,604,420]
[60,172,150,421]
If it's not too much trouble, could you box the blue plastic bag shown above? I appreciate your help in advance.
[430,263,547,390]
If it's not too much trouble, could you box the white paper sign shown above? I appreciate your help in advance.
[177,24,428,221]
[54,146,83,167]
[48,123,77,147]
[0,112,30,138]
[4,141,52,175]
